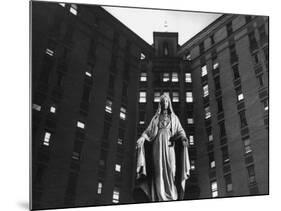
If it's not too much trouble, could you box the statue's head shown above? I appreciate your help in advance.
[157,93,174,115]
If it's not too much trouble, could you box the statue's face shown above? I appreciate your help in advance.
[161,97,169,110]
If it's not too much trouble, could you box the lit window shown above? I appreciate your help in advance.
[97,182,103,194]
[210,160,216,168]
[32,104,41,111]
[211,181,218,197]
[85,71,92,77]
[225,175,233,192]
[172,92,179,102]
[190,160,195,170]
[50,106,56,113]
[43,132,51,146]
[139,91,146,103]
[105,100,113,113]
[185,53,191,61]
[59,3,65,7]
[185,73,192,83]
[238,93,244,101]
[201,65,208,77]
[213,62,219,70]
[187,118,194,124]
[171,72,179,82]
[243,138,252,154]
[140,53,146,60]
[120,107,126,120]
[70,4,77,15]
[189,135,194,146]
[205,106,211,119]
[263,99,269,111]
[208,134,213,142]
[140,72,147,82]
[162,73,170,82]
[115,164,121,172]
[186,92,193,103]
[112,188,120,203]
[77,121,85,129]
[139,121,145,125]
[203,84,209,97]
[72,152,80,160]
[117,138,123,145]
[154,92,161,102]
[45,48,54,56]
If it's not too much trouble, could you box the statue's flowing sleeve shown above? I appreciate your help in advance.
[172,115,191,196]
[136,115,158,180]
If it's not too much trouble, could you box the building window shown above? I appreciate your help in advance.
[201,65,208,77]
[222,146,230,164]
[105,100,113,113]
[214,76,221,90]
[187,118,194,124]
[154,92,161,102]
[225,174,233,192]
[247,165,256,183]
[171,72,179,82]
[50,106,56,113]
[243,137,252,154]
[97,182,103,194]
[185,73,192,83]
[211,181,218,197]
[59,3,66,7]
[140,53,146,60]
[172,92,179,102]
[120,107,126,120]
[45,48,54,56]
[189,135,194,146]
[199,42,204,54]
[186,92,193,103]
[213,62,219,70]
[139,111,145,125]
[115,164,121,172]
[85,70,92,77]
[252,53,260,65]
[43,132,51,146]
[209,152,215,168]
[232,64,240,80]
[219,121,226,137]
[239,110,248,128]
[185,53,191,61]
[210,34,215,45]
[163,42,169,56]
[77,121,85,129]
[208,134,214,142]
[249,31,258,51]
[205,106,211,119]
[257,74,264,87]
[70,4,78,15]
[139,91,146,103]
[140,72,147,82]
[162,73,170,82]
[245,15,252,23]
[236,86,244,102]
[72,152,80,160]
[217,97,223,113]
[117,138,123,145]
[32,104,41,111]
[112,188,120,203]
[203,84,209,97]
[263,99,269,111]
[226,22,233,35]
[230,44,238,64]
[190,160,195,170]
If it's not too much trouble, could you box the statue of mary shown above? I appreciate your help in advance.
[135,94,190,202]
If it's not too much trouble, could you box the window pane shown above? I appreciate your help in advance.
[201,65,208,76]
[186,92,193,102]
[140,72,147,81]
[171,72,179,82]
[139,92,146,103]
[185,73,192,83]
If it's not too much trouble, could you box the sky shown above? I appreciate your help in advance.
[103,6,222,45]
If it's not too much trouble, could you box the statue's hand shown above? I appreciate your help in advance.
[136,136,145,149]
[182,137,189,148]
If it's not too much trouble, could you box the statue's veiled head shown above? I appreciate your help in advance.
[157,93,174,115]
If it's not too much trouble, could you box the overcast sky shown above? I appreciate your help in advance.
[103,6,222,45]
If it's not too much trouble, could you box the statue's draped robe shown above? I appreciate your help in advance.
[135,113,190,201]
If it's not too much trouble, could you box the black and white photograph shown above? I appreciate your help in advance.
[30,0,269,210]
